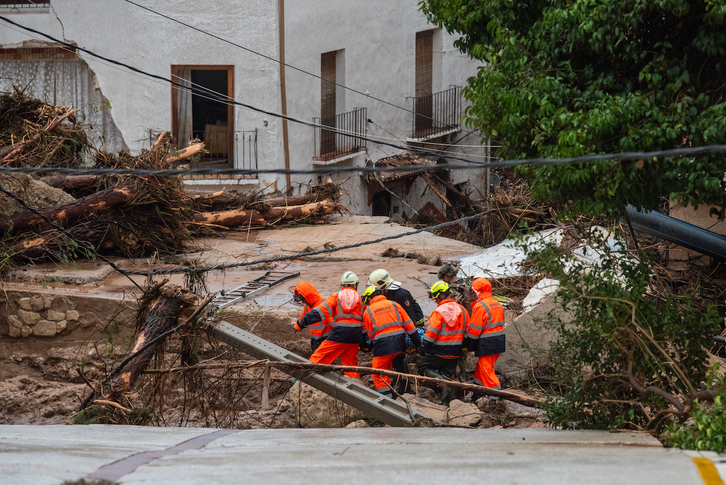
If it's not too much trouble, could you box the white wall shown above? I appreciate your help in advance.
[0,1,487,213]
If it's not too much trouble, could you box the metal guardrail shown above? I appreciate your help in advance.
[408,85,462,141]
[313,107,367,161]
[209,321,436,427]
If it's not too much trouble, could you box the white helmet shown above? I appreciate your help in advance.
[340,271,360,287]
[368,268,393,290]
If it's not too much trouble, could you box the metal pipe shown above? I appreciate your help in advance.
[625,205,726,260]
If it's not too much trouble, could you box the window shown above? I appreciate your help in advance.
[414,30,434,135]
[320,51,337,157]
[171,65,233,168]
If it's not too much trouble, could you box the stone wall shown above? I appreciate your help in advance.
[6,295,82,338]
[1,291,123,339]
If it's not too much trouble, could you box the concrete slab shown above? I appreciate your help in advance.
[0,425,214,485]
[0,426,714,485]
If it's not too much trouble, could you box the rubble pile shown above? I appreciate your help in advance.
[0,90,346,274]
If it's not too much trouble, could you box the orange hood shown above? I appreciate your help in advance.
[295,281,322,307]
[472,277,492,299]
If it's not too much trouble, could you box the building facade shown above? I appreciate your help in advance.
[0,0,488,218]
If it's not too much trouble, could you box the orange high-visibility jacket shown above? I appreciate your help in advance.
[464,280,505,357]
[363,295,421,357]
[293,282,333,341]
[300,287,364,345]
[422,298,469,357]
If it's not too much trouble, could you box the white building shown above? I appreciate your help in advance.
[0,0,489,219]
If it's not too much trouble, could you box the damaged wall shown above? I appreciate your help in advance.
[0,1,487,215]
[0,43,127,155]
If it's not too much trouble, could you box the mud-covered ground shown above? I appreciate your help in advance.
[0,299,544,430]
[1,217,545,429]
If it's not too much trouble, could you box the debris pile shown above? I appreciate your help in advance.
[0,90,347,272]
[0,86,87,168]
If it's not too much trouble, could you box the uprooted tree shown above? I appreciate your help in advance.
[0,89,347,272]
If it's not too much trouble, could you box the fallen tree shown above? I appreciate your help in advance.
[142,359,541,408]
[0,183,136,233]
[194,200,345,228]
[106,282,199,401]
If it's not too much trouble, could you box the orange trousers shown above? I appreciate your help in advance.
[473,354,501,389]
[371,354,397,396]
[309,340,360,378]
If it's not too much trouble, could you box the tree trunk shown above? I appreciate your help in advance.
[166,142,207,163]
[0,183,136,233]
[11,222,112,259]
[39,174,97,191]
[108,285,196,399]
[193,200,342,228]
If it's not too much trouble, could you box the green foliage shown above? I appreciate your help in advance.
[420,0,726,218]
[520,227,720,429]
[665,366,726,451]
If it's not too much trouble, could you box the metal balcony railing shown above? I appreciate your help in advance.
[408,85,462,141]
[171,129,258,175]
[313,107,367,161]
[0,1,50,7]
[235,129,258,174]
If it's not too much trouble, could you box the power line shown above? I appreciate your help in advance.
[0,185,145,293]
[2,177,489,279]
[121,211,491,277]
[123,0,482,139]
[0,16,489,167]
[3,143,726,178]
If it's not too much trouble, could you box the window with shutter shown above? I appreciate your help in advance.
[320,51,337,156]
[415,30,434,135]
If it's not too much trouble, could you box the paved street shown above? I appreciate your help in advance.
[0,425,723,484]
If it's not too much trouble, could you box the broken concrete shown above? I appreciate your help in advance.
[499,293,571,377]
[446,399,486,427]
[0,173,75,220]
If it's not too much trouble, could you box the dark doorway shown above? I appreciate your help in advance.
[372,190,392,217]
[172,65,233,168]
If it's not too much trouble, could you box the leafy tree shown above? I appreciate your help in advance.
[665,366,726,452]
[522,229,721,430]
[420,0,726,218]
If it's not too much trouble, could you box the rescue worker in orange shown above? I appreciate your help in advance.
[296,271,364,378]
[292,282,332,353]
[419,280,469,404]
[362,286,421,397]
[464,277,506,398]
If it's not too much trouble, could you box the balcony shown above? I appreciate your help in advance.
[408,86,462,142]
[173,129,258,177]
[313,107,367,163]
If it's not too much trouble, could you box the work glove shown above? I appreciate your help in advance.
[293,319,301,332]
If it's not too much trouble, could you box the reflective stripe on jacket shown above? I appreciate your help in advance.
[363,295,420,357]
[465,295,505,357]
[312,288,364,344]
[293,282,332,340]
[422,299,468,357]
